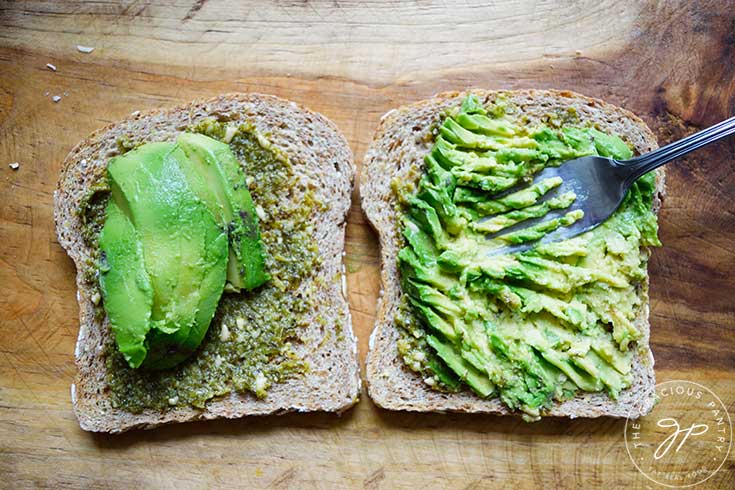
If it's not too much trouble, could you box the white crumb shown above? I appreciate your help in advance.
[223,124,237,143]
[63,92,69,97]
[255,132,271,151]
[254,372,267,393]
[219,323,231,341]
[76,45,95,53]
[44,91,49,96]
[255,205,267,222]
[52,95,61,103]
[46,63,57,71]
[130,110,140,117]
[8,162,19,170]
[168,396,179,405]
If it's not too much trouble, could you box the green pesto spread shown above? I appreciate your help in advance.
[395,95,660,420]
[78,119,322,412]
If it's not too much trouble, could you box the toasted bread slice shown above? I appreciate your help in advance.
[361,89,664,418]
[54,93,360,433]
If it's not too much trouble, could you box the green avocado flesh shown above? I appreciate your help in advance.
[99,134,267,370]
[81,120,321,412]
[177,133,269,291]
[395,95,661,420]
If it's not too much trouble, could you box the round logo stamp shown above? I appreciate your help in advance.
[625,380,732,487]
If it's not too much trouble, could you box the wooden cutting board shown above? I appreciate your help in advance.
[1,1,733,488]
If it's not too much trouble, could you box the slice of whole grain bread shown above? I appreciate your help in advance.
[361,89,665,418]
[54,93,360,433]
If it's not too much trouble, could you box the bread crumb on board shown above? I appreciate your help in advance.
[46,63,57,71]
[8,162,20,170]
[76,45,95,53]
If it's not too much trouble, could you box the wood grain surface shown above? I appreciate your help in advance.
[1,1,734,488]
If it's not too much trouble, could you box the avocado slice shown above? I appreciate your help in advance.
[102,142,228,369]
[176,133,269,291]
[98,199,153,368]
[426,334,495,398]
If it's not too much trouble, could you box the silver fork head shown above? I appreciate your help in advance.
[484,155,628,256]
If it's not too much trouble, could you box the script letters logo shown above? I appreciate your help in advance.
[654,417,709,460]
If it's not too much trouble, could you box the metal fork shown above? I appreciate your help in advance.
[486,116,735,256]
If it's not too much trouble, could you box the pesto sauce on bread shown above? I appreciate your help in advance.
[82,120,321,412]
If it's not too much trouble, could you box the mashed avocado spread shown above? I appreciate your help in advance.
[79,120,322,412]
[395,95,660,420]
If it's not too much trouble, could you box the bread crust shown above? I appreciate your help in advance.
[361,89,665,418]
[54,93,360,433]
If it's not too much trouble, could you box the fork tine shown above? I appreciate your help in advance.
[480,156,601,256]
[485,214,595,257]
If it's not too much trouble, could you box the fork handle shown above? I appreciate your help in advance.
[616,116,735,188]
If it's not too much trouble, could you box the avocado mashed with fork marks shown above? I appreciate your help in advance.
[394,95,660,420]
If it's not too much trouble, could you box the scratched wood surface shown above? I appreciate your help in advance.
[1,1,734,488]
